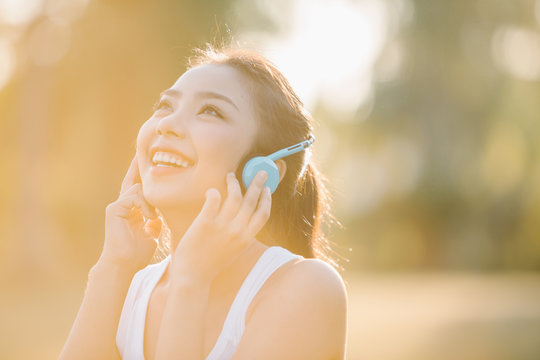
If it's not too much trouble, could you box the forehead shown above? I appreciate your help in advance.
[171,64,252,106]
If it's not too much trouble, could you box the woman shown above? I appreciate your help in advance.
[59,46,347,360]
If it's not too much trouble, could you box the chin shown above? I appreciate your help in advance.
[142,181,202,213]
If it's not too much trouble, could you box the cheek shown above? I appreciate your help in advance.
[191,136,248,196]
[198,142,247,180]
[196,125,254,169]
[136,120,153,151]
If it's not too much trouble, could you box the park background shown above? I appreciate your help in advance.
[1,0,540,358]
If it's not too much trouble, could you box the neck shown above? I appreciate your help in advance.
[155,205,269,291]
[158,237,267,294]
[158,207,198,253]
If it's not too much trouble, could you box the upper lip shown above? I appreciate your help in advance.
[149,143,195,165]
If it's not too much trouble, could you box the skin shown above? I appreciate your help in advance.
[59,64,347,360]
[136,64,289,284]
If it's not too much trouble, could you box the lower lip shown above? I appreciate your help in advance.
[150,164,192,176]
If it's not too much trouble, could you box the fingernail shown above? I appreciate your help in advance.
[265,186,271,195]
[257,171,267,181]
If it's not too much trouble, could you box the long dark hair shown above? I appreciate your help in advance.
[185,45,343,272]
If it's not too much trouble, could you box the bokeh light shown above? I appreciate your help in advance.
[0,0,42,26]
[492,25,540,81]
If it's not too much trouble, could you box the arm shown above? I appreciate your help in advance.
[59,261,136,360]
[60,153,161,359]
[154,171,272,359]
[232,259,348,360]
[154,279,211,360]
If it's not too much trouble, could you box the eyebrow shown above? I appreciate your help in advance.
[160,89,239,111]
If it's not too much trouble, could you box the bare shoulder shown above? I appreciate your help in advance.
[276,258,348,309]
[275,259,346,300]
[237,257,348,359]
[248,257,348,315]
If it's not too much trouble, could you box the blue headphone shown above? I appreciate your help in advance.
[242,135,315,194]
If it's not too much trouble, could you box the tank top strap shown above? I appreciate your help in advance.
[206,246,302,360]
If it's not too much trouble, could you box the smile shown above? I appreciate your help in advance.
[152,151,194,168]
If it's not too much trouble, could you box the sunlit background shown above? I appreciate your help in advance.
[1,0,540,359]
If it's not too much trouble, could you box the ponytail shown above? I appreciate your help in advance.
[186,45,345,273]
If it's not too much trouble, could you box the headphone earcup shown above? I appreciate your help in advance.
[242,156,280,194]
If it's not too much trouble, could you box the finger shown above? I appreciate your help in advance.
[246,186,272,237]
[218,172,243,221]
[109,194,156,220]
[120,183,158,219]
[120,153,142,195]
[144,218,163,239]
[199,188,221,220]
[233,170,267,225]
[121,182,142,197]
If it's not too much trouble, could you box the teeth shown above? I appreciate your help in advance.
[152,151,192,168]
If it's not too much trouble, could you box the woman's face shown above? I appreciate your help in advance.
[136,64,258,212]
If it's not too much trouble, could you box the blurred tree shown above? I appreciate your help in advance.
[352,0,540,271]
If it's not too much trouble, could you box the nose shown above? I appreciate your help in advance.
[156,113,186,139]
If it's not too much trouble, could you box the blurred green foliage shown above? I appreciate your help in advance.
[338,0,540,271]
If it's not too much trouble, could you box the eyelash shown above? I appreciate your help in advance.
[153,100,172,113]
[199,104,224,119]
[152,100,225,121]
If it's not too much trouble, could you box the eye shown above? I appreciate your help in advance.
[153,100,173,114]
[199,105,224,119]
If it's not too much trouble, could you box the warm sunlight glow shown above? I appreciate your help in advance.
[242,0,390,117]
[0,0,43,25]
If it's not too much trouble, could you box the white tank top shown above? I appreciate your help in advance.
[116,246,303,360]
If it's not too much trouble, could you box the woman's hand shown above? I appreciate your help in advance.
[171,170,272,286]
[99,152,163,272]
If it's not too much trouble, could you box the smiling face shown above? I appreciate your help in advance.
[136,64,258,213]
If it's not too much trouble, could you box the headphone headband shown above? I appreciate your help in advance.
[242,135,315,193]
[268,135,315,161]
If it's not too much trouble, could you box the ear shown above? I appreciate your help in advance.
[275,159,287,184]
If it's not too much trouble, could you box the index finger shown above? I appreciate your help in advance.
[120,152,141,194]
